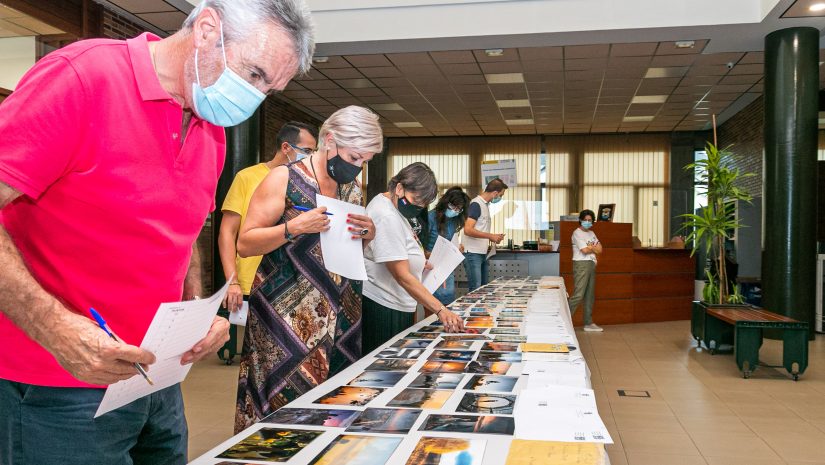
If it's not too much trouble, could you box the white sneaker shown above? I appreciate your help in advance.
[584,323,604,332]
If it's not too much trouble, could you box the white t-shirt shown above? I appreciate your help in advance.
[572,228,599,263]
[462,196,491,254]
[363,194,427,313]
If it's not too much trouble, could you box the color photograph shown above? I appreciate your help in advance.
[428,350,476,362]
[464,361,511,375]
[457,393,517,415]
[406,332,439,339]
[419,414,515,435]
[315,386,384,407]
[387,388,453,409]
[476,351,523,363]
[418,325,445,333]
[496,322,522,328]
[481,342,519,352]
[261,408,359,428]
[348,371,406,388]
[420,361,468,373]
[308,434,402,465]
[392,339,433,349]
[436,340,474,350]
[404,437,487,465]
[345,407,422,434]
[365,359,416,372]
[489,328,520,335]
[408,372,466,390]
[493,335,527,343]
[462,375,519,392]
[375,347,426,359]
[442,334,492,342]
[217,428,323,462]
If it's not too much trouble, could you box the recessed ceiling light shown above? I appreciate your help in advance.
[810,3,825,11]
[496,99,531,108]
[394,122,423,128]
[645,67,689,78]
[370,103,404,111]
[623,116,655,122]
[486,73,525,84]
[312,56,329,64]
[505,119,534,125]
[485,49,505,57]
[631,95,668,104]
[675,40,696,49]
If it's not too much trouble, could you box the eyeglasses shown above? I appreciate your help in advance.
[447,204,463,214]
[288,142,315,155]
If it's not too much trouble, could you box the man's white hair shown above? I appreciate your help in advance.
[183,0,315,74]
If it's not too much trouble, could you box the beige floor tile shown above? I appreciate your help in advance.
[689,432,780,460]
[704,457,786,465]
[189,427,236,461]
[677,414,753,435]
[612,412,685,434]
[624,451,707,465]
[619,430,700,456]
[757,430,825,463]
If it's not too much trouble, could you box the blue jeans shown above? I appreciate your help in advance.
[464,252,488,292]
[433,274,457,305]
[0,379,188,465]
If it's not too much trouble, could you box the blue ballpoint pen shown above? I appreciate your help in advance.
[293,205,333,216]
[89,308,154,385]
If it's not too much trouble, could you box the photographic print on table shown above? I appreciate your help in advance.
[428,350,475,362]
[216,427,323,462]
[261,408,359,428]
[457,393,517,415]
[406,331,439,339]
[419,360,468,373]
[464,361,511,375]
[308,434,402,465]
[375,347,426,359]
[365,358,416,372]
[476,351,523,363]
[436,340,474,350]
[348,371,406,388]
[387,387,453,409]
[405,437,487,465]
[496,322,522,328]
[391,339,433,349]
[418,325,445,333]
[408,372,466,390]
[419,414,515,435]
[442,334,492,342]
[315,386,383,407]
[345,407,422,434]
[489,328,521,335]
[481,342,519,352]
[493,335,527,343]
[465,321,494,329]
[462,375,519,392]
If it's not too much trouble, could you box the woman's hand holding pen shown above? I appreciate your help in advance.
[289,207,331,235]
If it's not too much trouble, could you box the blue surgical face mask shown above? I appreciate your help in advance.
[445,209,460,218]
[192,22,266,127]
[491,195,503,204]
[581,221,593,229]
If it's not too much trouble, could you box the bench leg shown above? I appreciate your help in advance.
[782,328,809,380]
[735,325,762,378]
[691,302,705,343]
[705,316,733,354]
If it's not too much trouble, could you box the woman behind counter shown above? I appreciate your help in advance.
[426,187,470,305]
[233,106,383,432]
[362,163,465,353]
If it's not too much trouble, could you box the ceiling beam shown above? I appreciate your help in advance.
[2,0,83,37]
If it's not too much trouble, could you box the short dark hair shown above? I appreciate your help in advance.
[484,178,508,193]
[388,162,438,205]
[275,121,319,150]
[579,209,595,222]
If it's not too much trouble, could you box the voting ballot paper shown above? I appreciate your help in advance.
[95,280,231,417]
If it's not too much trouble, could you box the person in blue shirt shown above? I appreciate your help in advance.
[426,187,471,305]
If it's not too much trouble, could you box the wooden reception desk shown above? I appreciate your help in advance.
[556,221,694,325]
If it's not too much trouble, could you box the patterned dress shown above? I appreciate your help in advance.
[235,162,362,432]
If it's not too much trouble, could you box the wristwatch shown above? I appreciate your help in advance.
[284,220,295,243]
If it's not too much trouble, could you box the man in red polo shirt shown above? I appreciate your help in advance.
[0,1,314,463]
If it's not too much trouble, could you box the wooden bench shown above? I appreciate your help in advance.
[699,305,809,380]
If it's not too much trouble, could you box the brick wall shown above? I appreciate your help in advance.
[261,97,322,161]
[101,9,149,40]
[717,96,764,197]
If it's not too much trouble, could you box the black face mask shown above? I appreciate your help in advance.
[398,195,425,219]
[326,154,362,184]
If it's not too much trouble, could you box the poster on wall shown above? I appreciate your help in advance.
[481,159,517,187]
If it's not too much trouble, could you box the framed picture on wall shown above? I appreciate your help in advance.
[597,204,615,222]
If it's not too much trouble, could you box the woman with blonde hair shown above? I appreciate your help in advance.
[234,105,383,431]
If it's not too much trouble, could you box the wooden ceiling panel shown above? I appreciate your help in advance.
[387,52,434,66]
[565,44,610,59]
[360,67,403,78]
[430,50,476,64]
[656,40,709,55]
[311,56,351,68]
[607,56,652,68]
[610,42,658,57]
[650,54,698,67]
[694,52,745,66]
[718,74,762,85]
[606,67,648,78]
[480,61,524,74]
[320,68,365,80]
[565,58,608,70]
[738,52,764,64]
[447,74,488,85]
[522,60,564,72]
[349,87,387,97]
[518,46,563,60]
[728,63,763,75]
[439,63,482,75]
[344,55,394,67]
[473,48,520,62]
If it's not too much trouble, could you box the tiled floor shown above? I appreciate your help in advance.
[181,320,825,464]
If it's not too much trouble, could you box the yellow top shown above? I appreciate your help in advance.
[221,163,271,294]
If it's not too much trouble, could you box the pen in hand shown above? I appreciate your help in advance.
[89,307,154,386]
[293,205,333,216]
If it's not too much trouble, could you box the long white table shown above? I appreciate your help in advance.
[190,276,609,465]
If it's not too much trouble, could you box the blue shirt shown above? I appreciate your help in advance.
[426,209,460,252]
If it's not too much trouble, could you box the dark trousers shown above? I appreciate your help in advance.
[0,379,188,465]
[362,296,415,354]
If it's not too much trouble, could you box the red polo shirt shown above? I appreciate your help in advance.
[0,33,226,388]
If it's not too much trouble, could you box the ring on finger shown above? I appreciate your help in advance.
[359,228,369,236]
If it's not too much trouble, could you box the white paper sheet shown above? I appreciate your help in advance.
[228,301,249,326]
[316,194,368,280]
[514,388,613,443]
[95,280,232,417]
[422,235,465,293]
[487,244,497,259]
